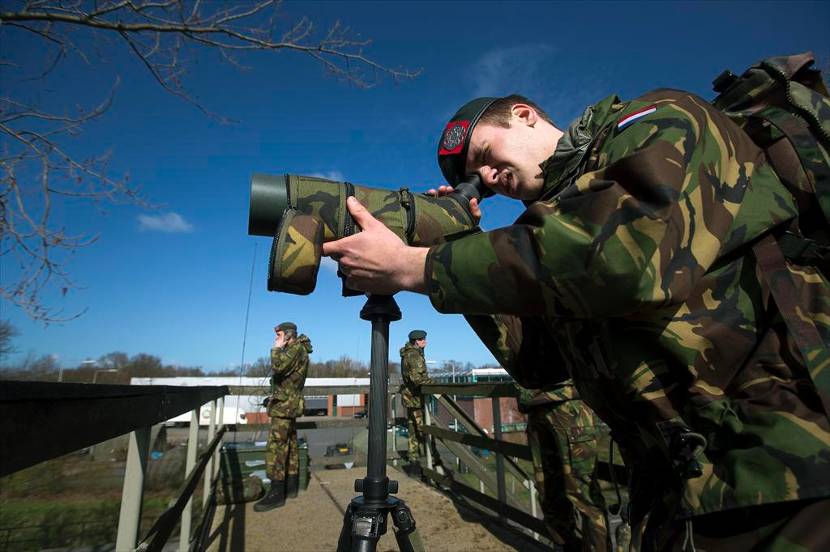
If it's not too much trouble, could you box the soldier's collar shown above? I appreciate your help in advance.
[535,95,622,202]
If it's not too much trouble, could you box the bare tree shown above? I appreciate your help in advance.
[0,320,19,360]
[0,1,419,321]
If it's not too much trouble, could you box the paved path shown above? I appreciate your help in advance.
[206,465,543,552]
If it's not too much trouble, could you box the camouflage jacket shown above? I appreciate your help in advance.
[516,380,579,413]
[268,334,312,418]
[426,90,830,521]
[400,342,429,409]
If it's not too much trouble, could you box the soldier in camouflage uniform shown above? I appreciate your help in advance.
[519,381,609,551]
[324,83,830,550]
[400,329,430,465]
[254,321,312,512]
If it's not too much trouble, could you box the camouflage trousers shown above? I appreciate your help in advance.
[265,415,299,481]
[406,406,425,460]
[526,400,609,552]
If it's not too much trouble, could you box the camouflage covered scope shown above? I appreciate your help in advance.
[247,173,486,294]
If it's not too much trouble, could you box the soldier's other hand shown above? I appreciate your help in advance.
[261,397,270,408]
[425,185,482,224]
[322,197,429,295]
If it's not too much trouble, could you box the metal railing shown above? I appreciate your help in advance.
[1,379,625,550]
[0,381,228,552]
[410,382,626,544]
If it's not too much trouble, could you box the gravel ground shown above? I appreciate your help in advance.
[206,465,541,552]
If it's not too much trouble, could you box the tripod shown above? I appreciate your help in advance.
[336,295,425,552]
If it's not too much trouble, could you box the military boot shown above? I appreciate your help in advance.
[286,473,299,498]
[253,479,286,511]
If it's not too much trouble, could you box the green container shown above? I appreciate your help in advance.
[220,441,267,481]
[298,437,309,491]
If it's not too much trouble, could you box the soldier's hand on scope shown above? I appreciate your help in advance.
[322,197,428,295]
[426,185,482,224]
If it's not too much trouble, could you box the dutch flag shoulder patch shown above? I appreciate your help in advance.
[617,105,657,130]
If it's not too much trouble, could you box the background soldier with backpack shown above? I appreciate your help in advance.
[400,329,431,472]
[254,321,312,512]
[324,53,830,549]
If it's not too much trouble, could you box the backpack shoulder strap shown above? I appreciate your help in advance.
[752,233,830,423]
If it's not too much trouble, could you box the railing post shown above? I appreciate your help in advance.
[179,409,200,552]
[214,397,224,479]
[116,425,151,551]
[423,394,433,472]
[492,397,506,523]
[529,478,539,540]
[202,400,217,507]
[391,392,398,466]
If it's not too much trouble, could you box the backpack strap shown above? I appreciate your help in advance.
[752,232,830,423]
[754,106,830,227]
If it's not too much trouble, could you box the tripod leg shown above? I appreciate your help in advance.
[390,500,425,552]
[337,502,354,552]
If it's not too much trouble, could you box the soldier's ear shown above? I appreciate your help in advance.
[511,104,538,128]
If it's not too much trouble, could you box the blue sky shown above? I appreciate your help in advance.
[2,1,828,371]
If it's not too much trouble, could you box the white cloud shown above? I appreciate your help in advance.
[308,170,345,182]
[469,44,556,98]
[466,44,610,127]
[137,212,194,233]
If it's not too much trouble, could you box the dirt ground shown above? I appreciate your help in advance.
[205,464,543,552]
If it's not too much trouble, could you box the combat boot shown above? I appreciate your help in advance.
[286,473,299,498]
[253,479,286,511]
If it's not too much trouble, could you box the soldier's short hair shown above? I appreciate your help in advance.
[478,94,555,128]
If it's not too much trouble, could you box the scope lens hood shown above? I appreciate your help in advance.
[249,173,289,237]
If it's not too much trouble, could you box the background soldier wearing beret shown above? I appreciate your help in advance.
[324,70,830,550]
[254,321,312,512]
[400,329,430,470]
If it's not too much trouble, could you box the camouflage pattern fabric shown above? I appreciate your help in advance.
[400,342,429,409]
[519,382,610,551]
[400,342,430,459]
[690,497,830,551]
[217,474,265,505]
[424,90,830,548]
[286,174,479,246]
[268,211,324,294]
[265,335,311,481]
[267,174,481,294]
[268,334,312,418]
[406,405,425,460]
[265,415,299,480]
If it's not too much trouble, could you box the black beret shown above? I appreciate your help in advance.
[437,97,498,185]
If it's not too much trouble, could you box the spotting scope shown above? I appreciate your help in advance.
[247,173,488,294]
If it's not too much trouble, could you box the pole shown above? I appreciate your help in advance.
[492,397,506,524]
[179,409,200,552]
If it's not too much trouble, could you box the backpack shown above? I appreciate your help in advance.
[711,52,830,420]
[712,51,830,274]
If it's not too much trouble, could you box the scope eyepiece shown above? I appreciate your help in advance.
[451,174,492,205]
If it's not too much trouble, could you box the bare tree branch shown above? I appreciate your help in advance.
[0,0,419,321]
